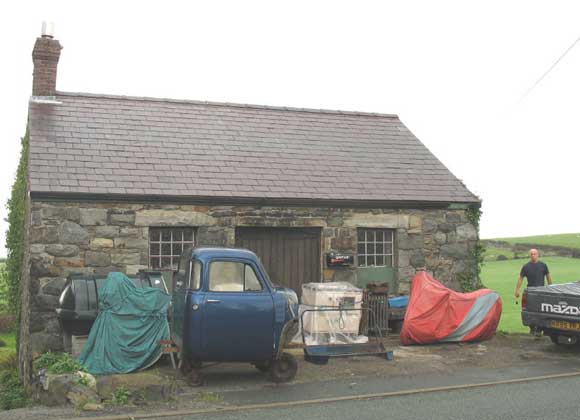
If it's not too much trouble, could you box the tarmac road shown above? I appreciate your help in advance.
[164,375,580,420]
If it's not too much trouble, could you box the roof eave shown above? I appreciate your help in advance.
[30,191,481,209]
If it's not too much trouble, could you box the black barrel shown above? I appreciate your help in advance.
[57,271,167,338]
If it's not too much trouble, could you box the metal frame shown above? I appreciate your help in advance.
[300,306,393,360]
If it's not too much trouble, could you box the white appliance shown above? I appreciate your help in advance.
[301,282,363,335]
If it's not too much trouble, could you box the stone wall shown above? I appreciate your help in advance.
[27,200,477,353]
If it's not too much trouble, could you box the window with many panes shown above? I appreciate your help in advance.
[357,228,394,267]
[149,227,195,270]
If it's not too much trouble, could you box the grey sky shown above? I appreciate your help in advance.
[2,1,580,257]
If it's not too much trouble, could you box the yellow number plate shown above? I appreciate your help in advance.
[550,320,580,331]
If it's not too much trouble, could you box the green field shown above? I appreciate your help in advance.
[481,256,580,333]
[483,247,516,261]
[0,332,15,357]
[489,233,580,249]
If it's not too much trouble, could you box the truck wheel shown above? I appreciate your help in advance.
[253,361,271,372]
[269,352,298,383]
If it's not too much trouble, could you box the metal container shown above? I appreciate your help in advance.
[301,282,363,335]
[57,271,167,347]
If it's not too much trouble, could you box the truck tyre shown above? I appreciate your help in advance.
[269,352,298,383]
[253,361,271,372]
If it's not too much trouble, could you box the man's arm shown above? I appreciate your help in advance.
[547,273,553,285]
[515,275,524,298]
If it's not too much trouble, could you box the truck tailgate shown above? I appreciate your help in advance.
[523,282,580,332]
[525,282,580,316]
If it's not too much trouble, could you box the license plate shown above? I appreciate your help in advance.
[550,320,580,331]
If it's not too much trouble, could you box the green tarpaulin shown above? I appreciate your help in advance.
[78,272,170,375]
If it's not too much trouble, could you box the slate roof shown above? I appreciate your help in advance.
[28,92,479,205]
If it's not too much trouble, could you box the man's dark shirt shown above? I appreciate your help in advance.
[520,261,550,287]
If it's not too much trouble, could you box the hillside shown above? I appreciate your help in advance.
[483,233,580,262]
[487,233,580,250]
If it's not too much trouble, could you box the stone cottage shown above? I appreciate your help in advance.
[24,31,480,354]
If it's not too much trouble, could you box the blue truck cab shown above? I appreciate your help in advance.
[172,247,300,383]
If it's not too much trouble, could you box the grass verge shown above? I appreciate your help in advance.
[481,256,580,333]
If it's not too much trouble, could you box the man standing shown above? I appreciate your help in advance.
[514,248,553,299]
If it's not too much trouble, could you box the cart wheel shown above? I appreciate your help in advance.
[253,360,271,372]
[304,353,329,365]
[269,352,298,383]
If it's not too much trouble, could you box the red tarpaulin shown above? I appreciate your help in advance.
[400,272,502,345]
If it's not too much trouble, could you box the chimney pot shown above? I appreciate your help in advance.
[32,23,62,97]
[41,21,54,39]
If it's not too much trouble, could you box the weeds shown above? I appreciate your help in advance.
[34,352,86,374]
[112,386,131,405]
[197,392,222,403]
[0,352,27,410]
[0,351,17,372]
[77,376,90,387]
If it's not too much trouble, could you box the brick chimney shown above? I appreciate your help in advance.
[32,23,62,97]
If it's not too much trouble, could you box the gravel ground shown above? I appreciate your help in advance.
[1,333,579,420]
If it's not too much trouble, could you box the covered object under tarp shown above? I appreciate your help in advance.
[78,272,170,375]
[400,272,502,345]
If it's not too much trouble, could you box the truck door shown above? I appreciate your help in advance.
[202,260,275,362]
[172,256,203,356]
[171,254,190,351]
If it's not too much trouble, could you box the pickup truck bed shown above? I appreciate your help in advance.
[522,282,580,343]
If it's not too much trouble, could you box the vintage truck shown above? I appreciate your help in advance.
[172,247,300,383]
[522,282,580,345]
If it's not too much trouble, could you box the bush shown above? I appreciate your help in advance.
[5,132,29,317]
[0,352,26,410]
[0,370,27,410]
[0,267,9,314]
[0,351,17,372]
[0,340,5,348]
[496,255,508,261]
[0,314,16,333]
[33,352,86,374]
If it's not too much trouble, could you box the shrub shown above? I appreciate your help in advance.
[5,132,29,317]
[496,255,508,261]
[0,340,5,348]
[0,267,9,314]
[0,351,17,372]
[33,352,86,374]
[0,351,26,410]
[0,370,27,410]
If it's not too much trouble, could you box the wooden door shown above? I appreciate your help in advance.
[235,227,321,295]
